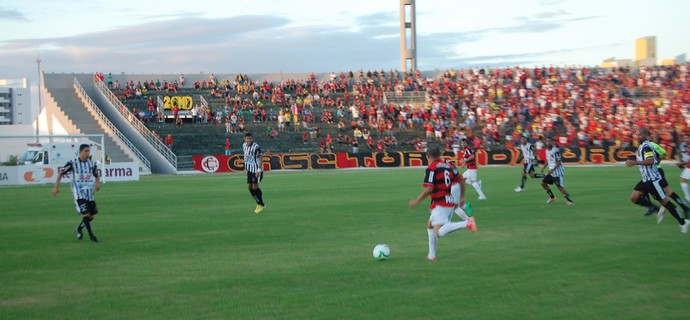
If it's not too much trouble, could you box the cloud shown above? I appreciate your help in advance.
[534,10,569,19]
[0,8,29,21]
[0,15,404,78]
[436,43,624,67]
[0,11,608,80]
[538,0,566,6]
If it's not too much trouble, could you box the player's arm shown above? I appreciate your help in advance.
[51,171,64,197]
[93,164,101,192]
[625,146,655,167]
[409,185,433,208]
[52,162,71,197]
[548,160,561,175]
[255,148,264,177]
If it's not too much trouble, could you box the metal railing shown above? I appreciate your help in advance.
[200,95,209,110]
[74,78,151,172]
[156,96,165,122]
[94,78,177,169]
[383,91,429,106]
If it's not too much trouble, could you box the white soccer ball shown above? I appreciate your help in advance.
[373,244,390,260]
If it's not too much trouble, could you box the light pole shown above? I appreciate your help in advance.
[36,56,42,141]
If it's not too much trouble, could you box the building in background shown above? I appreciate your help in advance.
[635,36,657,67]
[601,36,686,68]
[0,78,31,125]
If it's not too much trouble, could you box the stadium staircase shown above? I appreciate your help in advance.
[41,74,133,164]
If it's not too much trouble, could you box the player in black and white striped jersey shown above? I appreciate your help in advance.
[51,144,101,242]
[515,135,544,192]
[540,136,574,205]
[627,127,689,233]
[243,132,266,214]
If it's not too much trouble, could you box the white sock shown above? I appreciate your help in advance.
[438,221,468,237]
[454,207,469,220]
[427,228,437,259]
[681,182,690,202]
[658,206,666,215]
[471,182,486,198]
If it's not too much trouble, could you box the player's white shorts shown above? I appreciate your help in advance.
[451,183,461,205]
[681,168,690,180]
[429,206,454,227]
[463,169,478,183]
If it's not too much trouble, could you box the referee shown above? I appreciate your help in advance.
[243,132,266,214]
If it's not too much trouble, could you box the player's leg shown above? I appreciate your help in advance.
[542,176,556,203]
[254,172,265,208]
[658,193,689,232]
[74,200,85,240]
[426,219,438,261]
[668,191,690,218]
[467,170,486,200]
[76,199,97,242]
[660,184,690,228]
[78,201,98,242]
[437,206,475,236]
[631,181,660,218]
[530,166,544,179]
[516,163,529,192]
[555,177,574,204]
[247,171,257,202]
[680,168,690,202]
[450,183,468,220]
[247,172,265,213]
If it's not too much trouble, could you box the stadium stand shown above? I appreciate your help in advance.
[42,64,689,172]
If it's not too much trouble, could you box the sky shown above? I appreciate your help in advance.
[0,0,688,81]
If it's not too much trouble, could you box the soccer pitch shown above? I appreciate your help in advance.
[1,166,689,319]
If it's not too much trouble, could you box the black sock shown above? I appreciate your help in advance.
[546,190,555,198]
[82,217,94,237]
[534,173,544,178]
[662,201,685,224]
[249,189,260,204]
[520,176,526,188]
[564,194,574,202]
[256,188,264,206]
[76,221,84,233]
[671,193,689,210]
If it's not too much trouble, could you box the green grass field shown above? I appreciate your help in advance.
[1,166,690,319]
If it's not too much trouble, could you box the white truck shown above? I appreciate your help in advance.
[19,141,99,166]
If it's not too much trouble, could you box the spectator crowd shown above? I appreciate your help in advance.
[104,63,690,154]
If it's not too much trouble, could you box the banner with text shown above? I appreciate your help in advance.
[192,146,647,173]
[0,162,140,186]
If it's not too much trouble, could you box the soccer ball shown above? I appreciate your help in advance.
[373,244,390,260]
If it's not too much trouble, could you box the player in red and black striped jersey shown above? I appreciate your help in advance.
[409,145,476,261]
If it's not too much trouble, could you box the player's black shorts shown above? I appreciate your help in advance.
[634,178,668,201]
[76,199,98,215]
[246,171,263,184]
[542,174,564,187]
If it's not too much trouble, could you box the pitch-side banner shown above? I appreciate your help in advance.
[0,162,140,186]
[192,146,644,173]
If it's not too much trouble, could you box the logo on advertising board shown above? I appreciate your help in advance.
[200,156,220,173]
[23,167,54,182]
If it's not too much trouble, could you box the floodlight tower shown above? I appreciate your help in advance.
[399,0,417,72]
[36,56,42,140]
